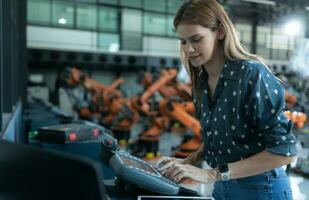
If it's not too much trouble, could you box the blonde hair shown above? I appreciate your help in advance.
[174,0,266,109]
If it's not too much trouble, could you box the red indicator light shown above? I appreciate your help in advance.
[69,132,77,141]
[92,128,99,137]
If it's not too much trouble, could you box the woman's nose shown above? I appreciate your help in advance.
[186,43,195,54]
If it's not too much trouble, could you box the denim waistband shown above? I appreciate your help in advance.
[264,167,285,178]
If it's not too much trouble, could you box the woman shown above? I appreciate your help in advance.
[156,0,297,199]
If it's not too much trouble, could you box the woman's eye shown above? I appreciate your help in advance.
[191,38,201,42]
[181,40,186,45]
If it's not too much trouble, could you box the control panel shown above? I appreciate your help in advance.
[101,139,180,195]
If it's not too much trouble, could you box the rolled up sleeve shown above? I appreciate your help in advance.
[244,66,297,157]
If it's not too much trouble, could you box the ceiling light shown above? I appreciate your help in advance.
[58,18,66,24]
[241,0,276,6]
[109,43,119,52]
[306,6,309,11]
[284,20,302,36]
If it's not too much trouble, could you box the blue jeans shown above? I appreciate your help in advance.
[212,167,293,200]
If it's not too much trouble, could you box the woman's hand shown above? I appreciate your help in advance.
[155,156,218,184]
[162,163,217,184]
[155,156,185,169]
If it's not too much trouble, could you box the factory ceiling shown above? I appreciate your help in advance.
[220,0,309,24]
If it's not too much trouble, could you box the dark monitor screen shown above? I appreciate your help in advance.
[119,154,158,174]
[0,140,107,200]
[138,196,214,200]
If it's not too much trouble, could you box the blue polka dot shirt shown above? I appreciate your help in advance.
[193,60,297,168]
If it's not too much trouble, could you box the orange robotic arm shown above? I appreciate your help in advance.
[159,98,202,157]
[68,67,123,98]
[160,99,201,140]
[140,69,177,104]
[285,92,297,108]
[284,110,307,129]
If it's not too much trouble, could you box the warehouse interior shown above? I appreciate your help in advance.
[1,0,309,199]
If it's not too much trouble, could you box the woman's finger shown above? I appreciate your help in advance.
[169,166,183,180]
[160,165,174,177]
[158,159,178,171]
[174,172,187,183]
[154,156,170,168]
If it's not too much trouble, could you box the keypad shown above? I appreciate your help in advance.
[119,151,178,186]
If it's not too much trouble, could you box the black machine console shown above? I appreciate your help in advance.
[101,139,180,195]
[36,123,101,144]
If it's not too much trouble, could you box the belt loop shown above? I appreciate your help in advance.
[271,168,279,178]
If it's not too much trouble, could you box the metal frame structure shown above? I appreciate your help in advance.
[0,0,27,139]
[0,0,3,132]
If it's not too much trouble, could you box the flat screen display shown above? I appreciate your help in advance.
[137,196,214,200]
[119,155,158,174]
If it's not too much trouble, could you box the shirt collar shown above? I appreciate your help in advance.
[219,60,242,81]
[198,59,242,81]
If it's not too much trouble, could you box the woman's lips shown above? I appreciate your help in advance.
[189,55,200,60]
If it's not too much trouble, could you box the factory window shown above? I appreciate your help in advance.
[98,7,119,32]
[98,33,120,52]
[235,23,252,48]
[75,0,96,3]
[121,9,142,51]
[76,4,97,30]
[27,0,51,25]
[52,1,74,28]
[167,0,183,14]
[257,26,269,45]
[144,12,167,35]
[256,25,293,60]
[269,33,290,50]
[120,0,142,8]
[143,0,166,12]
[121,9,142,32]
[256,26,270,59]
[268,33,291,60]
[98,0,119,5]
[167,15,175,36]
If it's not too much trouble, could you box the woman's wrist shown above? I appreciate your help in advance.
[182,144,204,165]
[183,153,201,165]
[182,156,193,165]
[209,168,220,182]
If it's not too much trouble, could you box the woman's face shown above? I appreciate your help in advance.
[176,23,219,67]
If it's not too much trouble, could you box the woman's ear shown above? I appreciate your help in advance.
[217,23,225,40]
